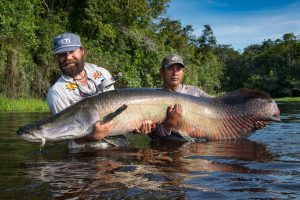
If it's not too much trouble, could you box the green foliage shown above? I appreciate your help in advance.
[185,50,223,94]
[213,33,300,97]
[197,24,217,50]
[0,0,299,101]
[239,33,300,97]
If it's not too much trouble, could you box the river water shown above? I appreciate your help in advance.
[0,102,299,199]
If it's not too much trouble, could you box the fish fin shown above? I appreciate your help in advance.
[85,141,111,149]
[40,138,46,151]
[104,135,129,147]
[101,104,128,124]
[41,138,46,146]
[219,88,271,105]
[173,130,196,142]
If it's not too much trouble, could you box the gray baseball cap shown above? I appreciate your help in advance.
[53,33,82,54]
[161,54,185,68]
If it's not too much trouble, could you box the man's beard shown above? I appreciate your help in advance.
[60,58,85,78]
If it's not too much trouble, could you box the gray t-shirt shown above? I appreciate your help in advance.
[170,84,211,98]
[151,84,211,139]
[46,62,114,149]
[47,63,114,114]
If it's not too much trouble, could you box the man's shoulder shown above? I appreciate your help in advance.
[48,76,69,92]
[85,63,112,77]
[181,84,210,97]
[181,84,201,93]
[85,63,108,71]
[182,84,198,90]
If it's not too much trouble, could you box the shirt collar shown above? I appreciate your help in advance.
[162,84,183,92]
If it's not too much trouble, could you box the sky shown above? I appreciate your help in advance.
[166,0,300,51]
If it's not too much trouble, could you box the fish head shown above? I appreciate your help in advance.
[264,99,281,122]
[246,98,281,123]
[17,122,45,143]
[221,88,281,123]
[17,107,100,143]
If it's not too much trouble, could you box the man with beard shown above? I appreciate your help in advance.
[47,33,115,149]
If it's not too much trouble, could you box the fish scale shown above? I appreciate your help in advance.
[17,88,281,144]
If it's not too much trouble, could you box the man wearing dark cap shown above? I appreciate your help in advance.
[137,54,266,140]
[160,54,210,96]
[137,54,210,140]
[47,32,115,149]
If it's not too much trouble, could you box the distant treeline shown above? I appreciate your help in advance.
[0,0,299,99]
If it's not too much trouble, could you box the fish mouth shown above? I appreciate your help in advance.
[17,128,42,143]
[268,114,281,122]
[18,133,42,143]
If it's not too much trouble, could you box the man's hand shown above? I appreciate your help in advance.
[162,103,183,131]
[135,120,156,135]
[92,121,114,140]
[255,121,267,129]
[74,121,113,144]
[135,103,183,134]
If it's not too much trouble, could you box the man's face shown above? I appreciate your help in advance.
[161,64,184,88]
[57,48,85,77]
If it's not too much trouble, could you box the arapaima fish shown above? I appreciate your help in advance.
[17,88,280,145]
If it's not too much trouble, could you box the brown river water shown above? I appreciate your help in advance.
[0,102,299,199]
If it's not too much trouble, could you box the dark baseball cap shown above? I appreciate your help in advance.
[161,54,185,68]
[53,33,81,54]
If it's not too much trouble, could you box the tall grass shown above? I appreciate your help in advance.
[0,95,49,112]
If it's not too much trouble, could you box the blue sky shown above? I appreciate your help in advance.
[165,0,300,51]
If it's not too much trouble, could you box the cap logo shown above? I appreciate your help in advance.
[59,38,71,45]
[53,33,81,54]
[171,57,180,62]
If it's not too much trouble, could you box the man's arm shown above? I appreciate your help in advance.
[161,103,182,131]
[74,121,114,144]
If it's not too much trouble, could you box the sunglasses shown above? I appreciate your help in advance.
[74,77,99,97]
[73,70,121,97]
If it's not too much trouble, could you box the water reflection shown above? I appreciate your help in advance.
[1,102,300,199]
[20,139,278,199]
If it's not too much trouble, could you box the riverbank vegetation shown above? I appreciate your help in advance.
[275,97,300,102]
[0,95,48,112]
[1,0,299,103]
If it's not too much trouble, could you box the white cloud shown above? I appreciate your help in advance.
[167,0,300,50]
[211,14,300,49]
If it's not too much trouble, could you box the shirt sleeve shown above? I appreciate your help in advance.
[196,88,211,98]
[182,85,212,98]
[46,88,71,115]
